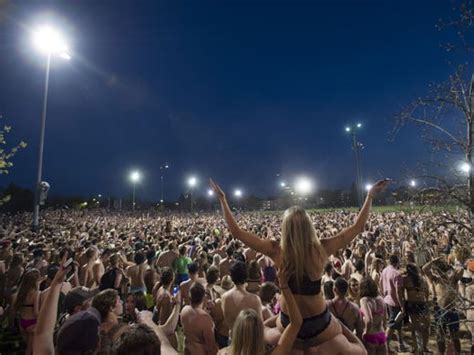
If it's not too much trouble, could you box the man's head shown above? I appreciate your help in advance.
[230,261,247,285]
[92,289,123,320]
[179,245,186,256]
[333,277,349,297]
[113,324,161,355]
[344,249,352,259]
[64,287,99,315]
[160,267,174,287]
[190,282,206,306]
[389,254,399,267]
[206,266,219,285]
[56,307,101,354]
[187,262,198,276]
[134,252,146,265]
[354,259,365,273]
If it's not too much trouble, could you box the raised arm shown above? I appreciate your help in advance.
[271,269,303,355]
[210,179,276,257]
[33,256,71,355]
[321,179,389,256]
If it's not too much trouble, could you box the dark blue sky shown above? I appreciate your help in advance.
[0,0,463,201]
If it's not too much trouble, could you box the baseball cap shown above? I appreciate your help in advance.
[64,286,100,314]
[56,307,101,353]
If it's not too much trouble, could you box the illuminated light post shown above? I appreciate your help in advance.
[365,183,373,192]
[410,179,417,188]
[130,170,141,210]
[160,163,169,210]
[31,25,71,231]
[207,189,214,211]
[188,176,197,213]
[294,177,314,196]
[345,123,364,207]
[234,189,243,209]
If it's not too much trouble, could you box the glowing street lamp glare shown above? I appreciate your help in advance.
[295,177,313,195]
[208,189,214,197]
[130,171,141,183]
[410,179,417,187]
[188,176,197,187]
[345,127,351,132]
[461,162,471,173]
[280,182,286,187]
[33,26,70,58]
[234,189,242,198]
[365,183,373,192]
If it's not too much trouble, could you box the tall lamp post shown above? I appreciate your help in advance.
[160,163,169,210]
[234,189,243,209]
[187,176,197,213]
[130,170,141,211]
[345,123,364,208]
[31,26,71,231]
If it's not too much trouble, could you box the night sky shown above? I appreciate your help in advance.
[0,0,461,201]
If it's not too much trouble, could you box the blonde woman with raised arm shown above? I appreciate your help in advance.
[210,178,388,352]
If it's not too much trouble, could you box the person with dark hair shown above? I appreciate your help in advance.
[126,251,147,293]
[219,245,235,278]
[174,245,192,285]
[380,254,406,352]
[180,262,206,306]
[113,323,162,355]
[259,282,279,321]
[92,289,127,355]
[180,282,218,354]
[222,261,263,331]
[205,266,221,301]
[328,277,363,339]
[402,262,430,353]
[323,280,335,300]
[359,277,388,355]
[350,259,365,283]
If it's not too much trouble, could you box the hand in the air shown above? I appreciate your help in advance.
[209,179,226,201]
[368,179,390,197]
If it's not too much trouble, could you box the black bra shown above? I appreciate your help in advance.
[288,275,321,295]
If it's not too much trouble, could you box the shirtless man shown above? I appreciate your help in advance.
[157,242,178,269]
[423,256,463,354]
[221,261,262,331]
[180,283,218,355]
[126,252,147,293]
[466,261,474,355]
[80,247,98,288]
[92,248,111,286]
[341,249,355,280]
[243,247,256,263]
[218,246,234,278]
[179,262,206,306]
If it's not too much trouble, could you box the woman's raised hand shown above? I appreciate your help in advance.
[369,179,390,197]
[209,179,226,201]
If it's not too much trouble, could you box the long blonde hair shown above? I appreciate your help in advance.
[230,309,265,355]
[280,206,327,287]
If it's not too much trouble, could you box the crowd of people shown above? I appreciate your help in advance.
[0,179,472,354]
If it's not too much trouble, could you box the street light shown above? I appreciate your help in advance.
[31,25,71,231]
[234,189,242,198]
[130,170,141,210]
[160,163,169,209]
[460,162,471,174]
[345,122,364,207]
[294,177,313,196]
[410,179,417,187]
[280,181,286,188]
[187,176,198,213]
[365,183,373,192]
